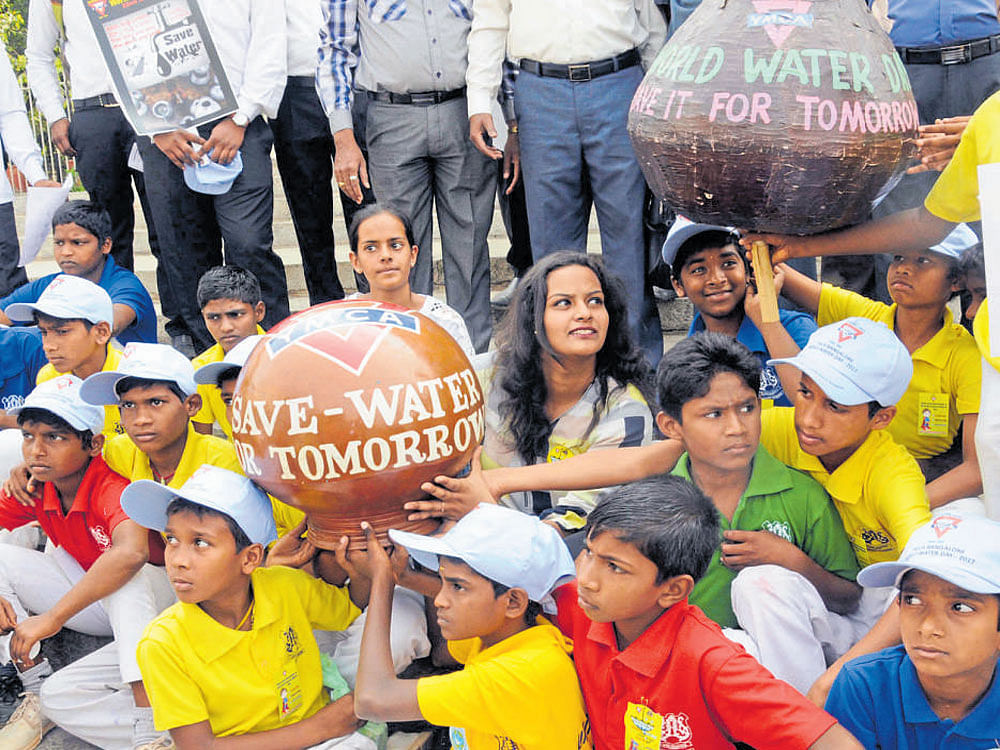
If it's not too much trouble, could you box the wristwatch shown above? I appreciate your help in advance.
[232,111,250,128]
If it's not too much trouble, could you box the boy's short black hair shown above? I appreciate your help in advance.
[657,333,760,421]
[215,366,242,389]
[34,311,95,331]
[196,266,263,310]
[114,377,188,403]
[585,475,720,584]
[165,497,253,552]
[439,555,544,626]
[16,407,94,450]
[960,242,986,281]
[898,569,1000,630]
[51,200,112,245]
[670,230,745,281]
[348,203,417,253]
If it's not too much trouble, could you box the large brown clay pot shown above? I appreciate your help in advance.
[232,301,484,548]
[629,0,918,234]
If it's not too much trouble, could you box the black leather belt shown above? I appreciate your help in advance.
[71,93,119,110]
[519,48,641,82]
[896,34,1000,65]
[364,87,465,105]
[286,75,317,88]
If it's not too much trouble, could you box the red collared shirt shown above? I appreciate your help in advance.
[553,582,836,750]
[0,455,164,569]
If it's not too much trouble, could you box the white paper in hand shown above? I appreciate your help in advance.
[20,175,74,267]
[979,163,1000,358]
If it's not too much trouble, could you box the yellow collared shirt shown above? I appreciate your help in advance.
[103,423,242,487]
[417,618,592,750]
[137,566,360,734]
[973,300,1000,372]
[761,407,930,566]
[191,327,265,439]
[37,345,125,439]
[818,284,981,459]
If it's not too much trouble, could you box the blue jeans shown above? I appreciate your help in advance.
[515,66,663,365]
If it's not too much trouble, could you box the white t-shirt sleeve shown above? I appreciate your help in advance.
[420,296,476,359]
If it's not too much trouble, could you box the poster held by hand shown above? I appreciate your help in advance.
[82,0,237,136]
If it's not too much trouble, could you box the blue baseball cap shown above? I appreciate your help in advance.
[194,334,263,385]
[389,504,575,613]
[858,514,1000,594]
[10,375,104,434]
[121,465,277,546]
[927,223,978,260]
[183,151,243,195]
[768,317,913,407]
[661,216,739,268]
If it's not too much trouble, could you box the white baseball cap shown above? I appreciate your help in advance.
[194,334,263,386]
[927,223,979,260]
[121,465,277,546]
[389,504,575,613]
[768,317,913,407]
[5,275,113,326]
[661,216,739,268]
[80,342,198,406]
[183,151,243,195]
[9,375,104,434]
[858,514,1000,594]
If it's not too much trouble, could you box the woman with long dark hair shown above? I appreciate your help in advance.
[472,252,656,531]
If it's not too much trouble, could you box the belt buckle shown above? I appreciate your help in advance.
[409,92,436,105]
[939,44,970,65]
[568,64,592,82]
[100,94,119,108]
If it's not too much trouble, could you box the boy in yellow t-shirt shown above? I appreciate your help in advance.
[190,266,266,439]
[5,274,124,439]
[127,466,366,746]
[351,504,591,750]
[776,224,982,509]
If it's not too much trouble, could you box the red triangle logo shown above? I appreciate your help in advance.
[750,0,813,48]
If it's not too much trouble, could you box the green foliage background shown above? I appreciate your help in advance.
[0,0,28,72]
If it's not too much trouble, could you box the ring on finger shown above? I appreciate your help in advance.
[348,175,359,181]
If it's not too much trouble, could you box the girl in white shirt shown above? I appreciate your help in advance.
[347,204,476,358]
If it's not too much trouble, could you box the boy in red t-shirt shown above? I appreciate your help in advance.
[0,375,173,750]
[554,474,863,750]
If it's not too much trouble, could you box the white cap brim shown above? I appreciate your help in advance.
[858,561,1000,594]
[662,222,738,267]
[79,372,129,406]
[768,349,876,406]
[5,299,110,326]
[388,528,454,573]
[194,361,240,386]
[8,395,103,433]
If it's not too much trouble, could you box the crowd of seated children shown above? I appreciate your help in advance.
[0,201,156,346]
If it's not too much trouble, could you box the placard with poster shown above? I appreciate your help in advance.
[83,0,237,135]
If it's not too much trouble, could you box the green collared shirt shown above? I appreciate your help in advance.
[673,445,860,628]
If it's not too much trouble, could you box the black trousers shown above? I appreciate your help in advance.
[68,105,159,271]
[271,78,375,303]
[0,201,26,297]
[136,117,289,349]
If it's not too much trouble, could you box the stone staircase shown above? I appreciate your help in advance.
[16,160,693,345]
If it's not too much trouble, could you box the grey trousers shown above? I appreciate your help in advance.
[364,96,495,353]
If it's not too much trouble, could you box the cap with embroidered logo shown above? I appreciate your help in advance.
[389,503,575,613]
[4,275,113,327]
[79,342,198,406]
[121,465,277,546]
[194,334,263,385]
[10,375,104,434]
[768,316,912,407]
[857,514,1000,594]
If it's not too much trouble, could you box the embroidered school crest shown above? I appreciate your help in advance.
[283,626,301,657]
[264,304,420,377]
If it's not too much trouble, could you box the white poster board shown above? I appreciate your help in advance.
[979,163,1000,357]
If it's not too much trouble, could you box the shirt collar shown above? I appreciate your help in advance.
[40,455,108,515]
[671,446,792,501]
[466,617,573,664]
[911,317,966,368]
[900,653,1000,739]
[689,312,766,354]
[98,255,116,286]
[181,568,281,663]
[586,600,690,677]
[823,430,891,505]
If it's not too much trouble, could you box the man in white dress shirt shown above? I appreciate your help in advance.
[26,0,160,275]
[135,0,290,351]
[0,51,59,296]
[466,0,667,365]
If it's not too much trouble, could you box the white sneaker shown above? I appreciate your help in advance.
[0,692,54,750]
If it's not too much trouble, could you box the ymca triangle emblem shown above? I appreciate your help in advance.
[748,0,814,48]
